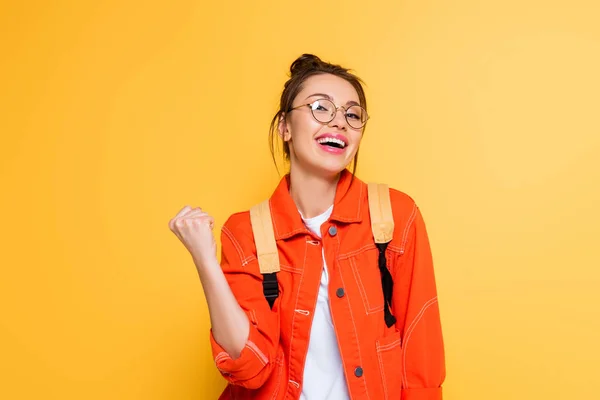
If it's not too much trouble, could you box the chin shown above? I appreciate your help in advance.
[290,150,352,178]
[312,162,349,178]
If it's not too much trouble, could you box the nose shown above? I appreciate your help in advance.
[328,107,348,130]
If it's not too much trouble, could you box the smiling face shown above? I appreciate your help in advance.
[279,73,366,178]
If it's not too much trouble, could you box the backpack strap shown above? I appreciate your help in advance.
[249,199,280,309]
[367,183,397,328]
[249,183,397,321]
[367,183,395,244]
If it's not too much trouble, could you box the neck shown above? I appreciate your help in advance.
[289,167,340,219]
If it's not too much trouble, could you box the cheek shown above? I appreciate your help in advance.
[290,115,322,141]
[349,131,364,147]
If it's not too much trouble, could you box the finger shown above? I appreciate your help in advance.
[170,206,188,230]
[177,213,205,227]
[176,205,193,217]
[187,215,215,231]
[179,205,200,218]
[169,217,178,231]
[174,212,213,231]
[187,215,213,226]
[171,206,204,229]
[169,219,183,240]
[170,205,193,229]
[199,215,215,229]
[182,209,205,219]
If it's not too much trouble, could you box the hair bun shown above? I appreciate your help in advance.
[290,54,323,76]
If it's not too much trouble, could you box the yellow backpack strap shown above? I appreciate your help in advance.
[367,183,395,244]
[249,199,280,274]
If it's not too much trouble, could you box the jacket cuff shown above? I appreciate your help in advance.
[209,327,270,384]
[402,387,443,400]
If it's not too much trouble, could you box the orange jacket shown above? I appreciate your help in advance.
[210,170,446,399]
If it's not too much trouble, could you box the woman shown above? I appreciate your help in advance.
[169,54,445,399]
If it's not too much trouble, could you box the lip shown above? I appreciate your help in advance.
[314,132,348,155]
[315,133,349,146]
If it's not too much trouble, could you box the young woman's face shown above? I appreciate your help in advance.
[280,73,365,177]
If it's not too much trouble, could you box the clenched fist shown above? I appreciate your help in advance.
[169,205,217,269]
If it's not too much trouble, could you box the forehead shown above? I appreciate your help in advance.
[296,74,360,104]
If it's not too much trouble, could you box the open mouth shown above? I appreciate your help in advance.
[316,137,347,149]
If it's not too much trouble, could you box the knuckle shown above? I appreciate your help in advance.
[191,218,202,226]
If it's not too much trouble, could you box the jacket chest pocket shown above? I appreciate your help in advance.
[340,246,388,315]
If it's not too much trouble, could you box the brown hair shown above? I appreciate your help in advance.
[268,54,368,175]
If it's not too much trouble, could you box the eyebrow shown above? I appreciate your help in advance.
[305,93,361,107]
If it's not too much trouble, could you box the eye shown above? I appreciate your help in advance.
[311,100,333,113]
[346,105,364,121]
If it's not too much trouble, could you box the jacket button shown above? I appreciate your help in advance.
[328,225,337,236]
[336,288,345,298]
[354,367,363,377]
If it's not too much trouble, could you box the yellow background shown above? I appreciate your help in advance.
[1,1,599,399]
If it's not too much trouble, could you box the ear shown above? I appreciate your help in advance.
[278,113,292,142]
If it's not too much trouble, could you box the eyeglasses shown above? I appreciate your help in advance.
[288,98,369,129]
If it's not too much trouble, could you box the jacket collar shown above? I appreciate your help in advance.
[269,169,365,240]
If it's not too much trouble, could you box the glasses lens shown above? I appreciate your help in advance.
[346,105,367,129]
[309,99,335,123]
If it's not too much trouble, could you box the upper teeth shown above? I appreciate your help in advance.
[317,137,346,147]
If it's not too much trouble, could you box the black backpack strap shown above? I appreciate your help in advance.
[368,183,397,328]
[249,200,280,309]
[376,242,397,327]
[262,273,279,309]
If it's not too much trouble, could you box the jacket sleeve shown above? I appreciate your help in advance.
[208,214,281,389]
[393,205,446,400]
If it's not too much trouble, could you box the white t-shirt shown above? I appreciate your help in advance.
[300,205,350,400]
